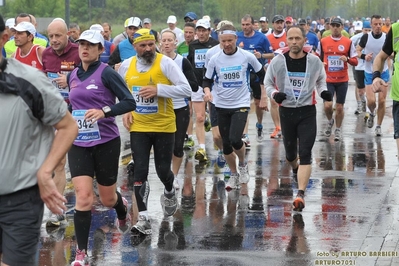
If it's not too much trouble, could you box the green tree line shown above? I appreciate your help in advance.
[0,0,397,27]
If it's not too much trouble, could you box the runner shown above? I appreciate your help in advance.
[118,29,191,236]
[317,17,358,141]
[68,30,136,265]
[265,25,332,212]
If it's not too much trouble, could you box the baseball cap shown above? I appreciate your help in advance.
[196,19,210,29]
[216,20,233,31]
[272,15,284,23]
[363,21,371,29]
[125,17,142,28]
[214,18,221,25]
[167,15,177,24]
[184,12,198,21]
[90,24,104,32]
[77,30,104,47]
[312,21,317,25]
[285,16,293,23]
[12,22,36,35]
[306,16,311,20]
[298,18,307,25]
[325,17,330,24]
[202,15,211,22]
[330,17,343,25]
[5,18,14,28]
[354,21,363,31]
[259,17,268,22]
[143,18,151,24]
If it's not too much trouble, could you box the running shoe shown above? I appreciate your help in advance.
[46,213,67,227]
[367,113,375,128]
[293,194,305,212]
[354,101,362,115]
[216,151,226,168]
[71,249,89,266]
[223,164,231,180]
[115,197,131,233]
[242,134,251,148]
[160,189,178,216]
[375,126,382,137]
[183,137,195,150]
[270,126,281,139]
[194,148,208,162]
[324,119,334,137]
[131,215,152,235]
[256,122,264,142]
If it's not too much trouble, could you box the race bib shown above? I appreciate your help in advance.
[72,110,101,142]
[194,49,208,68]
[132,86,158,114]
[220,65,243,88]
[48,72,69,101]
[288,72,306,99]
[327,55,344,72]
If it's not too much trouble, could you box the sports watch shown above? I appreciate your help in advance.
[102,106,112,118]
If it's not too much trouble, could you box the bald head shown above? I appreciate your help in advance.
[47,19,69,55]
[29,14,37,27]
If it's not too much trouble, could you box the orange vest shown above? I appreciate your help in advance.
[320,36,352,83]
[267,32,287,51]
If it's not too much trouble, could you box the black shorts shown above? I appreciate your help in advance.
[354,70,365,89]
[250,72,262,100]
[68,137,121,186]
[326,82,348,104]
[0,185,43,265]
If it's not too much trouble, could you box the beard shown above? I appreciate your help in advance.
[138,51,156,65]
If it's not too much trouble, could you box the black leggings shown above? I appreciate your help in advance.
[280,105,316,165]
[174,106,190,158]
[217,107,249,155]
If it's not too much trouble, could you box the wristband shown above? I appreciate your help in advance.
[360,54,366,60]
[372,71,381,81]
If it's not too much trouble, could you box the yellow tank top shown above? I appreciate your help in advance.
[126,54,175,133]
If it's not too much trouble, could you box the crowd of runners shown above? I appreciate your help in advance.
[0,10,398,266]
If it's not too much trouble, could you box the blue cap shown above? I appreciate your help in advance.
[363,21,371,29]
[306,16,311,20]
[184,12,198,21]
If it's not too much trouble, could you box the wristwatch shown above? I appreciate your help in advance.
[102,106,112,118]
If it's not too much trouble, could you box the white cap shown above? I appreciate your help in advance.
[90,24,104,32]
[167,15,177,24]
[196,19,210,29]
[12,22,36,35]
[5,18,14,28]
[354,21,363,31]
[124,17,142,28]
[77,30,104,47]
[259,16,268,22]
[202,15,211,22]
[216,20,233,31]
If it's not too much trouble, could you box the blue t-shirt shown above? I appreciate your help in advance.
[237,31,272,66]
[306,31,319,51]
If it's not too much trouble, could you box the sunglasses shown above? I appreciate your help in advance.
[185,19,194,22]
[330,24,341,28]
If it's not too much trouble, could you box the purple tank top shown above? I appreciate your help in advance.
[69,63,119,147]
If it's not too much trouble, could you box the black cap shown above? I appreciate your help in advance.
[0,14,5,32]
[330,17,343,25]
[325,17,330,24]
[214,18,221,25]
[298,18,307,25]
[272,15,284,23]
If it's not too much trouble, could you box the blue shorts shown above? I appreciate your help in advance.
[364,69,390,86]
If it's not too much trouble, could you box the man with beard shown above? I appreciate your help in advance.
[118,29,191,236]
[265,25,332,212]
[109,17,142,70]
[317,17,358,141]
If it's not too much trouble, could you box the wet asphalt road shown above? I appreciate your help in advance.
[37,79,399,266]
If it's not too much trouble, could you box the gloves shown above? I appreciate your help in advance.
[321,91,333,101]
[273,92,287,104]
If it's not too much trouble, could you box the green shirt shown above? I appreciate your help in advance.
[176,42,189,58]
[390,23,399,101]
[322,29,350,39]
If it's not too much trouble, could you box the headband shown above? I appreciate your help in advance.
[133,29,156,44]
[219,30,237,36]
